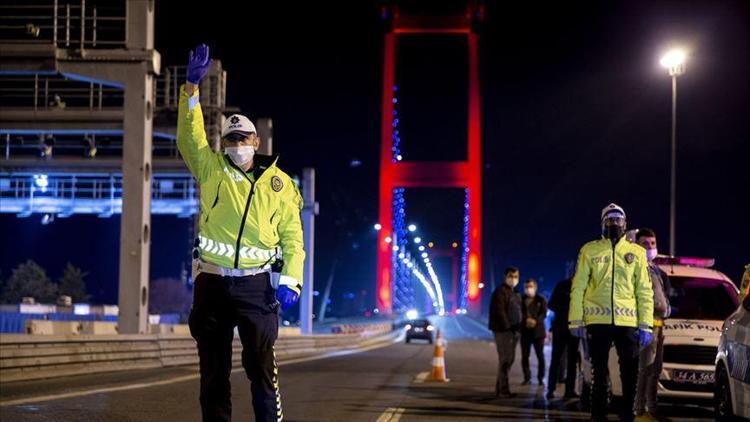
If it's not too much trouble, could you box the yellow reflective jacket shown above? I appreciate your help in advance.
[569,237,653,332]
[176,85,305,294]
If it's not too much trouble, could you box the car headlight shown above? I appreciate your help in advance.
[426,325,434,331]
[405,324,412,330]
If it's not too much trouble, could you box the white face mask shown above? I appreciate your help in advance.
[525,287,536,297]
[505,276,519,288]
[646,248,658,262]
[224,146,255,167]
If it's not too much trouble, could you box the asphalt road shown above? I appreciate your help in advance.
[0,316,715,421]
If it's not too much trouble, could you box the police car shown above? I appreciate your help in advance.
[579,256,740,404]
[714,291,750,420]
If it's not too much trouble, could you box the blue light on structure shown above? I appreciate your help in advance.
[391,85,402,163]
[1,173,199,217]
[391,187,414,313]
[459,188,470,310]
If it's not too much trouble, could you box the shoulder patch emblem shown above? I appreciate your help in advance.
[624,253,635,264]
[271,176,284,192]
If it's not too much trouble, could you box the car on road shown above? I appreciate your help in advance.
[405,319,434,344]
[579,256,739,405]
[714,290,750,420]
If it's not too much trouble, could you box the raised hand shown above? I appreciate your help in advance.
[187,43,211,85]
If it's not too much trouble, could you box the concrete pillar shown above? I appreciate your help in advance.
[126,0,154,50]
[119,1,155,334]
[118,63,154,334]
[256,118,273,156]
[300,168,318,335]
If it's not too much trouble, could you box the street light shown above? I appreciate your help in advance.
[660,48,686,256]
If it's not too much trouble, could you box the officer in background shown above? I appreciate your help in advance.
[633,228,671,421]
[489,266,523,398]
[178,44,305,422]
[546,277,580,400]
[569,203,653,422]
[739,264,750,303]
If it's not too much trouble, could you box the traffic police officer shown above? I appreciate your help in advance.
[178,44,305,422]
[569,203,653,422]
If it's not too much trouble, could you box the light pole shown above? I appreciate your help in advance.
[660,48,686,257]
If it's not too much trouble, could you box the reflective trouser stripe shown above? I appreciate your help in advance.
[273,349,282,421]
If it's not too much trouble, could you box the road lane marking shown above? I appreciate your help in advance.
[376,407,404,422]
[0,332,404,407]
[412,371,429,384]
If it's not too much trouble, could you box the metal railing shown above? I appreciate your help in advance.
[0,74,123,110]
[0,1,127,49]
[0,172,198,217]
[1,133,182,160]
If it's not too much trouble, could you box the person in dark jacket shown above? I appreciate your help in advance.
[546,278,580,400]
[521,278,547,385]
[489,266,522,398]
[634,228,671,420]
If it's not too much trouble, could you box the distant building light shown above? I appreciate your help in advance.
[414,237,422,244]
[385,236,392,244]
[408,224,417,232]
[428,242,434,248]
[374,223,382,231]
[451,242,458,248]
[406,309,418,320]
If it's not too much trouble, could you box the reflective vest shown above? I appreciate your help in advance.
[569,236,653,331]
[176,85,305,294]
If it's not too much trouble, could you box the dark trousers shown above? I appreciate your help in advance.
[520,334,546,382]
[493,330,520,394]
[635,325,665,415]
[547,327,580,395]
[587,324,639,422]
[188,272,282,422]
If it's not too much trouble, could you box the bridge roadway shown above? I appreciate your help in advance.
[0,316,713,421]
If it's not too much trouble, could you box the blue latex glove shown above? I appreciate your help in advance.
[570,326,585,338]
[186,44,211,85]
[638,329,653,348]
[276,285,299,310]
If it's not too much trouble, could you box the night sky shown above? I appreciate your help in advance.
[1,1,748,311]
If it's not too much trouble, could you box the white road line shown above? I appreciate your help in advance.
[376,407,404,422]
[412,371,429,384]
[0,333,403,408]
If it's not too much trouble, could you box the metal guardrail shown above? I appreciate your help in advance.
[0,1,127,49]
[0,326,398,383]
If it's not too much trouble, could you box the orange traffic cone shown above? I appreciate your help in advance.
[428,329,450,382]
